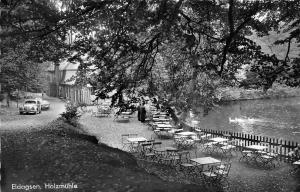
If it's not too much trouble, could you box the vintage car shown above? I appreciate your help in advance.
[19,99,42,114]
[36,98,50,110]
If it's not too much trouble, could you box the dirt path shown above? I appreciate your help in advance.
[0,96,65,131]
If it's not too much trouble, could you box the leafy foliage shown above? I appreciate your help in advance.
[60,101,81,125]
[1,0,300,115]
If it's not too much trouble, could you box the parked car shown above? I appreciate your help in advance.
[41,99,50,110]
[36,98,50,110]
[19,99,42,114]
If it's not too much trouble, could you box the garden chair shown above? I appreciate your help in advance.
[256,142,270,155]
[239,149,254,162]
[202,164,222,187]
[121,134,138,152]
[203,141,218,154]
[266,144,282,166]
[138,142,156,161]
[220,142,237,157]
[179,152,199,179]
[214,162,232,188]
[216,157,232,170]
[258,154,276,168]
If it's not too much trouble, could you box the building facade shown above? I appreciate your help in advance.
[46,61,94,104]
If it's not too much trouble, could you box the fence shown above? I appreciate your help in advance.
[191,127,298,161]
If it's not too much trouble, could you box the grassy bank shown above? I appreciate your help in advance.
[1,118,202,192]
[219,85,300,101]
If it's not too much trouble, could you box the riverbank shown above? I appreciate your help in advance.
[1,118,202,192]
[219,85,300,101]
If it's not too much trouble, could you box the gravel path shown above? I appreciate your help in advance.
[0,96,65,131]
[79,110,174,149]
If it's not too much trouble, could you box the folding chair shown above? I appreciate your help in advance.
[203,141,218,154]
[220,144,236,157]
[258,154,276,168]
[179,152,199,179]
[202,164,221,187]
[214,162,232,188]
[121,134,138,152]
[239,150,254,162]
[266,144,282,167]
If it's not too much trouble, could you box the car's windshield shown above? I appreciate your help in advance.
[25,101,36,104]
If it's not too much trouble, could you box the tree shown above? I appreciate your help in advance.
[0,43,48,106]
[1,0,299,117]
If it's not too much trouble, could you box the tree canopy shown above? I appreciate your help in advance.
[1,0,299,114]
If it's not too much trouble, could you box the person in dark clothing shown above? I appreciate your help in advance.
[140,102,146,122]
[137,103,141,121]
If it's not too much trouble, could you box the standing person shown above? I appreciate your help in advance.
[137,102,141,121]
[140,102,146,123]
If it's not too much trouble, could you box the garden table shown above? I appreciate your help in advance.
[210,137,229,143]
[247,145,268,151]
[121,111,132,115]
[191,156,221,165]
[176,132,197,137]
[127,137,147,143]
[190,156,221,172]
[153,118,170,122]
[156,124,173,129]
[246,145,269,164]
[127,137,147,152]
[293,160,300,165]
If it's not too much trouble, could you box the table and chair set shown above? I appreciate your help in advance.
[239,143,282,168]
[121,132,232,186]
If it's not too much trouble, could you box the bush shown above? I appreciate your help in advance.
[60,102,81,125]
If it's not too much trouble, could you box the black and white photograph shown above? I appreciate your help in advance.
[0,0,299,191]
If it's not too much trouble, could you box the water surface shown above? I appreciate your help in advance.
[193,97,300,142]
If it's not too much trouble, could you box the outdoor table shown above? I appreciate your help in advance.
[174,136,195,149]
[156,124,173,128]
[153,112,168,115]
[208,137,229,153]
[293,160,300,165]
[176,132,197,137]
[127,137,147,152]
[210,137,229,143]
[127,137,147,143]
[121,112,132,115]
[246,145,269,163]
[155,146,178,152]
[156,127,172,131]
[247,145,268,151]
[153,118,170,122]
[190,156,221,172]
[191,156,221,165]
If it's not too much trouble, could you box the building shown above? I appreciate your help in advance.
[46,61,94,104]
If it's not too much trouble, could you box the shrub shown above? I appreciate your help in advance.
[60,102,81,125]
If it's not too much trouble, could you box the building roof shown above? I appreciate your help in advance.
[45,60,79,72]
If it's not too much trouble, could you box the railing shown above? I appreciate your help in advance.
[191,127,298,161]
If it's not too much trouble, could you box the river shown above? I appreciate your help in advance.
[191,97,300,143]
